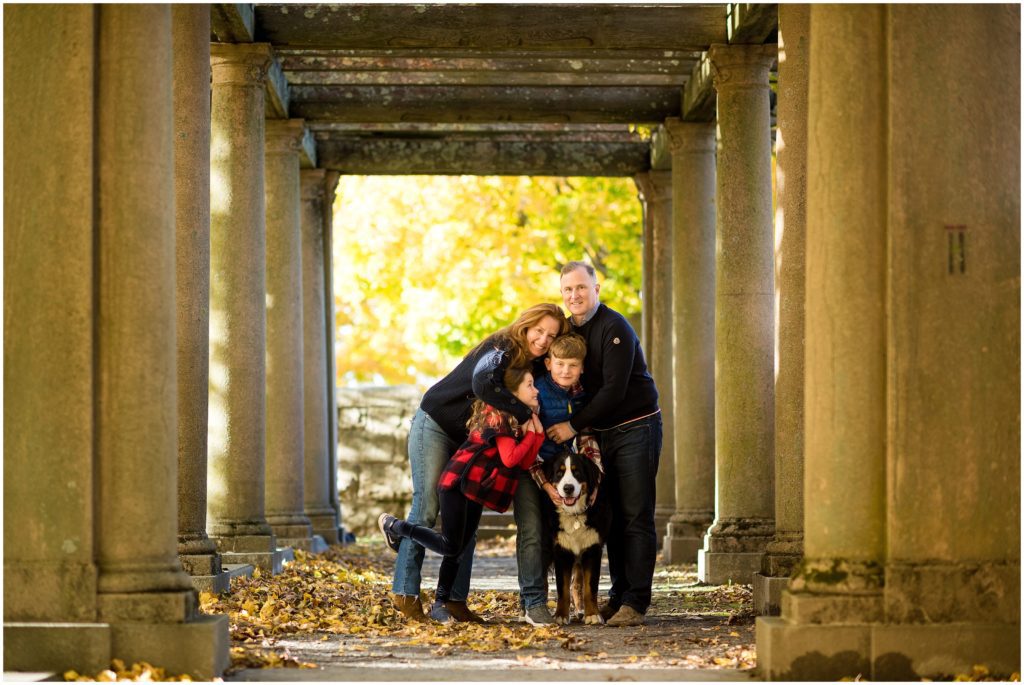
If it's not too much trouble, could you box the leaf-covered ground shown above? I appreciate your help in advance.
[195,538,759,678]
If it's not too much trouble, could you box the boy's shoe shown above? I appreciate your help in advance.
[521,604,555,626]
[377,513,402,553]
[391,593,427,622]
[606,605,645,627]
[598,601,620,622]
[445,600,485,624]
[429,600,455,624]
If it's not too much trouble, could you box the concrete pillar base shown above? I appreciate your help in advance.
[757,616,1021,681]
[280,535,329,553]
[697,551,763,585]
[211,533,276,554]
[220,549,284,574]
[267,522,314,550]
[189,571,231,595]
[752,572,790,615]
[661,534,703,565]
[308,513,341,544]
[97,591,197,624]
[4,623,111,674]
[654,507,672,551]
[110,614,229,680]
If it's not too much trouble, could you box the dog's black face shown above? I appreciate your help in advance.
[543,450,599,510]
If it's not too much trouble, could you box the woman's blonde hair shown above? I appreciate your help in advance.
[467,366,534,434]
[474,303,569,368]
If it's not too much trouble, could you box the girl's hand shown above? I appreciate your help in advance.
[544,483,564,506]
[528,414,543,434]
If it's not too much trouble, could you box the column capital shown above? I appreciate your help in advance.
[300,168,327,200]
[265,119,307,155]
[324,170,341,198]
[664,118,717,154]
[634,170,672,205]
[210,42,272,87]
[707,43,777,90]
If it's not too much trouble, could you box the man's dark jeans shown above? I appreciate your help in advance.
[598,412,662,614]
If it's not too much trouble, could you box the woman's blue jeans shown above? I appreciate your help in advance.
[391,408,476,601]
[513,472,551,610]
[600,413,662,614]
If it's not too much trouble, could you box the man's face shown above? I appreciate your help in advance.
[560,267,600,320]
[545,354,583,390]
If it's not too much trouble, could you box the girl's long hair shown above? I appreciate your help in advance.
[471,303,569,368]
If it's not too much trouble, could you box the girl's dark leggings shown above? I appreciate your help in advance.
[391,487,483,603]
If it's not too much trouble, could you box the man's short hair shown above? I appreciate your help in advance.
[560,261,596,280]
[549,333,587,361]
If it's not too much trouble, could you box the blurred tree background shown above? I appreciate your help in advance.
[332,175,643,387]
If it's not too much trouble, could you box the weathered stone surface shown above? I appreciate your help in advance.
[109,614,229,681]
[336,386,422,536]
[254,5,727,51]
[3,623,111,675]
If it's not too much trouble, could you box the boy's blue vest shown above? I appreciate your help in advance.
[536,373,587,461]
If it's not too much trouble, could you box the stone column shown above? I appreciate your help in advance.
[753,3,808,616]
[301,169,341,544]
[94,5,228,675]
[208,42,283,573]
[634,171,675,548]
[3,4,108,673]
[661,119,717,564]
[264,119,315,551]
[758,5,886,678]
[322,171,348,542]
[698,44,777,584]
[172,3,229,595]
[640,201,655,358]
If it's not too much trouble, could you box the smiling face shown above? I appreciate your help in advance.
[551,453,586,508]
[544,354,583,390]
[525,315,562,359]
[512,371,540,412]
[560,267,600,322]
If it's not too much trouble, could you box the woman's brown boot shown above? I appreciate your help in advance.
[392,593,427,622]
[444,600,486,624]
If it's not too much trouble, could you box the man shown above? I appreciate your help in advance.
[546,261,662,627]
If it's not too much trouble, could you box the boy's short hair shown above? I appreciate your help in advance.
[549,333,587,361]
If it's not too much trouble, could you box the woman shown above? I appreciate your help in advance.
[390,303,568,623]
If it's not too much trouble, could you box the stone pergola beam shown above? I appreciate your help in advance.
[727,4,780,44]
[264,53,290,119]
[682,53,717,122]
[254,4,728,51]
[298,126,316,168]
[279,50,698,87]
[290,85,682,124]
[211,3,254,43]
[315,136,650,176]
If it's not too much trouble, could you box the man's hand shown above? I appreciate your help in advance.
[546,421,576,444]
[587,485,599,506]
[543,482,564,507]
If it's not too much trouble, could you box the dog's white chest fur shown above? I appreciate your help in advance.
[556,509,600,554]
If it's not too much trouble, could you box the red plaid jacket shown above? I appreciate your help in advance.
[437,407,544,513]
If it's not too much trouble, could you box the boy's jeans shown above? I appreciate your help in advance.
[391,408,476,601]
[513,472,551,610]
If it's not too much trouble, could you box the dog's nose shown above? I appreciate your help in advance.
[562,485,573,495]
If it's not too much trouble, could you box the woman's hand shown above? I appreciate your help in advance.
[543,482,564,507]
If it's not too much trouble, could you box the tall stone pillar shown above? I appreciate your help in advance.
[94,5,228,675]
[634,171,674,548]
[698,44,777,584]
[322,171,348,542]
[661,119,717,564]
[172,3,229,595]
[753,4,808,615]
[208,42,283,573]
[640,201,655,358]
[759,5,1020,679]
[264,119,315,551]
[301,169,341,544]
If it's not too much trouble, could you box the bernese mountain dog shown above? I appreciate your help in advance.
[543,449,611,625]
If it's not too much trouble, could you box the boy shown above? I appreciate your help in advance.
[515,333,603,625]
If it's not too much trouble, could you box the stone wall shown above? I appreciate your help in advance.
[335,385,422,536]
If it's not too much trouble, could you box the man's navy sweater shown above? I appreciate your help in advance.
[568,303,659,432]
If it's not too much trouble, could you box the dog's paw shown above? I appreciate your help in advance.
[584,613,604,625]
[554,614,570,625]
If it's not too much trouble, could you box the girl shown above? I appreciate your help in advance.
[379,356,545,624]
